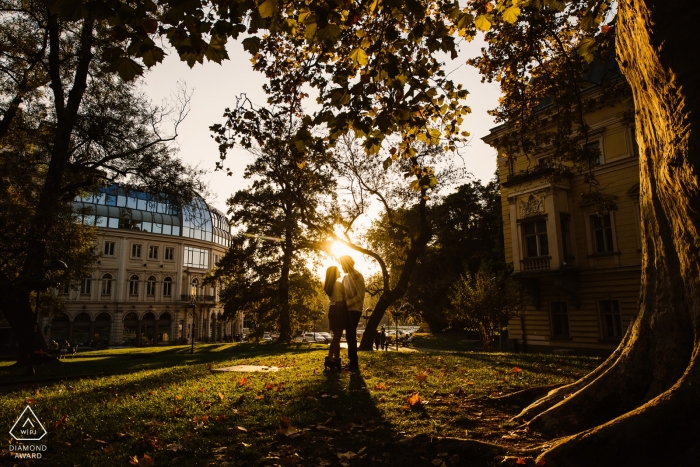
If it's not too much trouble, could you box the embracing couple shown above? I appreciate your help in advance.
[323,255,365,372]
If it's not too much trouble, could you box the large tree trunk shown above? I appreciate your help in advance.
[519,1,700,465]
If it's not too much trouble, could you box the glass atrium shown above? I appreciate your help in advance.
[73,185,232,247]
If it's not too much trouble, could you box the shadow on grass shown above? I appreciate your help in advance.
[0,343,327,388]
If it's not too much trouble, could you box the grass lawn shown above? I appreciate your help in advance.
[0,344,601,466]
[411,333,486,351]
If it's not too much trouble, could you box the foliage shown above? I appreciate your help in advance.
[467,0,626,205]
[368,178,505,332]
[0,344,602,466]
[448,265,525,351]
[0,0,202,357]
[208,106,335,341]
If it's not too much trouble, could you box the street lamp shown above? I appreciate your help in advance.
[28,259,68,375]
[188,302,196,355]
[189,278,197,355]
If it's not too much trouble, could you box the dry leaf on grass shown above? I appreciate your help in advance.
[128,454,154,466]
[511,367,523,373]
[277,416,300,437]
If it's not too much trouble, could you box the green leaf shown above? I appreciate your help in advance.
[457,13,474,30]
[205,35,229,63]
[502,6,520,24]
[258,0,277,18]
[349,48,368,67]
[577,37,597,63]
[318,23,341,41]
[383,156,392,171]
[475,14,492,32]
[142,46,165,68]
[107,57,143,81]
[242,36,261,55]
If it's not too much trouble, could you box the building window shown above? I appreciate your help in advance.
[58,282,70,295]
[184,246,209,269]
[148,245,159,260]
[101,274,113,295]
[522,220,549,258]
[104,241,116,256]
[129,275,139,295]
[585,140,603,165]
[600,300,622,338]
[550,301,570,338]
[80,277,92,295]
[163,277,173,297]
[591,214,615,253]
[146,276,157,296]
[165,247,175,261]
[131,244,142,258]
[561,217,574,260]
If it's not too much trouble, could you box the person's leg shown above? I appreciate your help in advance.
[345,310,362,370]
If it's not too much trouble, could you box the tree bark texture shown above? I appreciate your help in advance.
[520,1,700,465]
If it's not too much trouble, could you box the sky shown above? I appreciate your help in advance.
[140,36,503,278]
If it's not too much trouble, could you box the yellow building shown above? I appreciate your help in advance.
[483,80,640,355]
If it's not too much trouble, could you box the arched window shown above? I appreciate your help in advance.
[163,277,173,297]
[146,276,157,296]
[101,274,113,295]
[129,275,139,295]
[80,276,92,295]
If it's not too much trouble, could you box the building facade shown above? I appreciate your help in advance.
[43,185,243,347]
[484,95,641,354]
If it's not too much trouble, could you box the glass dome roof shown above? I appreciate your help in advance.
[73,185,232,247]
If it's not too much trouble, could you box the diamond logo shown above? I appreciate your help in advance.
[10,406,47,441]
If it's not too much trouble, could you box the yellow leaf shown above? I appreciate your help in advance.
[258,0,277,18]
[175,395,182,400]
[218,392,225,401]
[138,454,154,467]
[349,48,368,67]
[502,6,520,23]
[475,14,492,32]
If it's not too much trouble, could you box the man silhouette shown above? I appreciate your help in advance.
[339,255,365,372]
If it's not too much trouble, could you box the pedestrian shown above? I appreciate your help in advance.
[324,265,346,371]
[380,326,387,351]
[340,255,365,372]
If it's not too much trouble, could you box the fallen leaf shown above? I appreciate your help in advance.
[199,387,206,393]
[212,446,227,453]
[53,415,68,430]
[417,372,428,383]
[511,367,523,373]
[238,377,248,387]
[516,458,527,465]
[338,451,357,460]
[407,392,423,407]
[277,416,300,436]
[537,461,546,466]
[215,415,227,422]
[25,398,36,404]
[374,383,387,391]
[228,426,247,433]
[218,392,225,401]
[175,395,182,400]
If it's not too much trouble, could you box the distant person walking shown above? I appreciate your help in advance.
[380,326,387,351]
[323,266,346,371]
[340,255,365,372]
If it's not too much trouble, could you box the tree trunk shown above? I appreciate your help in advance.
[278,226,293,342]
[358,193,432,351]
[520,1,700,465]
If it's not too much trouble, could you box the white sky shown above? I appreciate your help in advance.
[140,35,503,278]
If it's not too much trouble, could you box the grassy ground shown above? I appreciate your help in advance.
[412,333,486,351]
[0,344,601,467]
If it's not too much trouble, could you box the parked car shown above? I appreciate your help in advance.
[317,332,332,341]
[302,332,329,343]
[263,332,273,342]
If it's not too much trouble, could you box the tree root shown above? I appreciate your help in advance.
[513,332,629,424]
[490,383,565,409]
[537,368,700,467]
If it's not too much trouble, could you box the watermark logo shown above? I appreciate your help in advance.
[10,405,47,442]
[8,405,48,460]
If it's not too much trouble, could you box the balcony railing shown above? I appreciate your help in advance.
[521,256,551,272]
[180,294,216,303]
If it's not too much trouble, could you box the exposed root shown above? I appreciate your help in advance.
[514,332,629,423]
[490,384,565,409]
[537,367,700,467]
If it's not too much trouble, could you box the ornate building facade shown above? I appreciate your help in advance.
[484,82,640,354]
[43,185,242,347]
